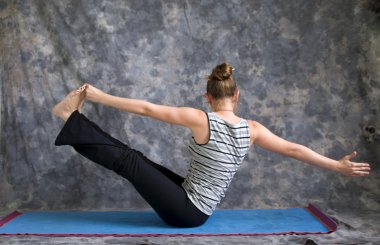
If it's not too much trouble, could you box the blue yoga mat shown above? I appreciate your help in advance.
[0,204,337,237]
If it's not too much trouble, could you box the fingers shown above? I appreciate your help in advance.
[351,170,370,177]
[353,162,371,168]
[352,167,371,173]
[349,162,371,176]
[75,84,88,94]
[351,162,371,169]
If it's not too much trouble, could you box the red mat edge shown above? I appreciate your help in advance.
[0,204,338,237]
[0,211,23,228]
[306,203,338,232]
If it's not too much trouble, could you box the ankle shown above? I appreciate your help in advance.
[52,103,72,122]
[59,110,72,121]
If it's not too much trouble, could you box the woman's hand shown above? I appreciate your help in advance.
[336,151,371,176]
[77,83,106,103]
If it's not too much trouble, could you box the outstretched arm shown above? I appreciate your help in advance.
[249,120,371,176]
[80,84,208,141]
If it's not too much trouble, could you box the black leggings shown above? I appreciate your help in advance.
[55,111,209,228]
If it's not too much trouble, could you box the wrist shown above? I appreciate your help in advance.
[331,160,341,173]
[93,91,109,104]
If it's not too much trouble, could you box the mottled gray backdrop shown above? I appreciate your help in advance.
[0,0,379,215]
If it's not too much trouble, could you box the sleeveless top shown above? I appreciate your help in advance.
[181,112,251,215]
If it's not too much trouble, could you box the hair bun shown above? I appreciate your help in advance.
[209,62,233,82]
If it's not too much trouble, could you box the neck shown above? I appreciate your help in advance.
[214,109,234,112]
[209,97,236,113]
[212,104,235,113]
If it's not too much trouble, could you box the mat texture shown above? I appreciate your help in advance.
[0,204,337,237]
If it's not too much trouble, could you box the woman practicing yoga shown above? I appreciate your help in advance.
[52,62,370,228]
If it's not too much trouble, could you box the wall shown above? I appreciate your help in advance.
[0,0,379,212]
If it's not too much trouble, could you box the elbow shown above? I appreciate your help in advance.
[138,102,154,117]
[285,143,305,159]
[138,107,148,116]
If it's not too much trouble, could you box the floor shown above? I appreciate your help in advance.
[0,209,379,244]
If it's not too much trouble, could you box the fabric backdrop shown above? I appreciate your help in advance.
[0,0,379,213]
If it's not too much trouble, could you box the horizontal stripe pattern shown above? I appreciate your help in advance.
[182,112,250,215]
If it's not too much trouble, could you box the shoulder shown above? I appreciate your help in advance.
[178,107,208,128]
[184,107,208,122]
[247,120,266,145]
[247,120,261,131]
[145,104,207,129]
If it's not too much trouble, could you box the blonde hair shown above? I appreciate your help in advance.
[207,62,236,100]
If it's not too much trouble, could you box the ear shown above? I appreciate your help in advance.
[204,93,212,104]
[233,89,240,102]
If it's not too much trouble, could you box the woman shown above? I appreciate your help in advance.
[52,62,370,228]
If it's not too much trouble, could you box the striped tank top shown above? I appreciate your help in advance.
[182,112,251,215]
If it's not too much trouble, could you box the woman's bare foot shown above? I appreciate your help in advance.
[52,89,86,121]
